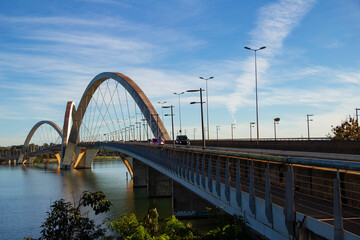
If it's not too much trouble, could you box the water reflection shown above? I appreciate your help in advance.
[0,158,172,239]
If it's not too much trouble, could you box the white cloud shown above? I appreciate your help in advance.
[227,0,316,114]
[336,72,360,85]
[0,14,118,27]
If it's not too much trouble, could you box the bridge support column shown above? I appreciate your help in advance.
[73,148,99,169]
[61,142,76,169]
[133,158,148,187]
[18,153,25,164]
[54,153,61,165]
[122,156,133,179]
[148,167,172,198]
[172,181,212,217]
[29,157,37,164]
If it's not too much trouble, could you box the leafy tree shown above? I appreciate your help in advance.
[107,213,153,240]
[164,215,195,240]
[202,207,251,240]
[27,192,252,240]
[143,208,159,236]
[27,191,112,240]
[107,207,251,240]
[329,116,360,140]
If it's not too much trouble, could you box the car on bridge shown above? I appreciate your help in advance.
[175,135,190,145]
[151,138,164,145]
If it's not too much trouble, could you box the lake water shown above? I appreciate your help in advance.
[0,159,173,239]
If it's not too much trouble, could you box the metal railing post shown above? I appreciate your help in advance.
[196,153,200,186]
[225,157,230,202]
[177,151,181,176]
[181,151,185,178]
[249,161,256,216]
[201,154,206,189]
[175,151,179,176]
[216,156,221,197]
[334,170,344,240]
[166,149,170,170]
[285,165,295,237]
[236,159,242,209]
[265,162,273,225]
[172,150,176,173]
[191,152,194,183]
[208,155,212,193]
[186,152,190,181]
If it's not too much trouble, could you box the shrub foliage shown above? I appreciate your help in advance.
[329,116,360,140]
[26,191,252,240]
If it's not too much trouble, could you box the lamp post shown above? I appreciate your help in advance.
[274,118,280,141]
[244,46,266,146]
[158,101,167,123]
[193,128,197,140]
[216,126,220,140]
[173,92,185,135]
[231,124,236,140]
[250,122,255,140]
[163,105,175,144]
[307,114,313,140]
[199,76,213,140]
[187,88,205,147]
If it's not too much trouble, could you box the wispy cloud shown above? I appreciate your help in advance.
[227,0,316,114]
[336,72,360,85]
[251,0,316,53]
[0,14,118,27]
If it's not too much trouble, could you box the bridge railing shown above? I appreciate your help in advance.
[84,141,360,239]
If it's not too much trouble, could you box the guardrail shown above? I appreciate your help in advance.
[83,141,360,239]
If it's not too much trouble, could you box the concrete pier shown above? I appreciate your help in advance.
[148,167,172,198]
[172,181,213,217]
[133,158,148,187]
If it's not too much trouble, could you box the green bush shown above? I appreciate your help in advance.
[27,192,252,240]
[25,191,111,240]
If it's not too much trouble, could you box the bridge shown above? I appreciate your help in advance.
[8,72,360,240]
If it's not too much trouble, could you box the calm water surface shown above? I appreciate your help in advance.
[0,159,172,239]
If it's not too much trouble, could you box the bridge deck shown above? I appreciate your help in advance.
[81,141,360,238]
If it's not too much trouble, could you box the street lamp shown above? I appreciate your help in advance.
[199,76,213,140]
[231,124,236,140]
[307,114,313,140]
[216,126,220,140]
[158,101,167,123]
[250,122,255,140]
[187,88,205,147]
[274,118,280,141]
[173,92,185,135]
[244,46,266,146]
[163,105,175,144]
[193,128,197,140]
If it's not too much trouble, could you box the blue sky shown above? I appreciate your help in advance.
[0,0,359,146]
